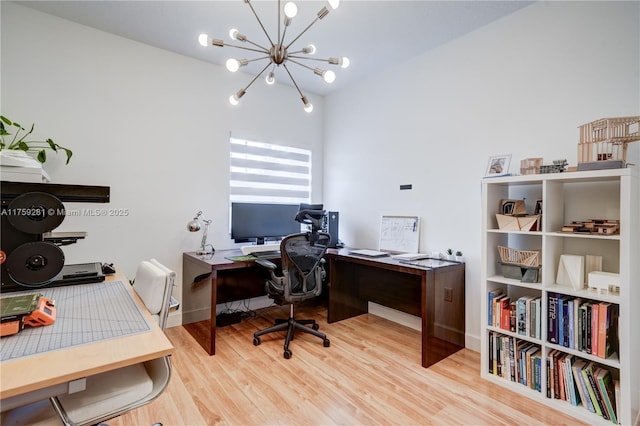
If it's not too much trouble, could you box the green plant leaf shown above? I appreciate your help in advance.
[46,138,58,151]
[16,141,29,151]
[0,116,12,126]
[37,149,47,163]
[62,148,73,164]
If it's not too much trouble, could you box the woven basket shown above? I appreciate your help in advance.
[497,246,540,267]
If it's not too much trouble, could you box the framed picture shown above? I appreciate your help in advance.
[486,154,512,176]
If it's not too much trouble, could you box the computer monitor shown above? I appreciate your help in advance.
[231,202,301,245]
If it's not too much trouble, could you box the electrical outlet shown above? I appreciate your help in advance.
[444,287,453,302]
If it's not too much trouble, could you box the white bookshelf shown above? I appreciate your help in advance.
[480,168,639,425]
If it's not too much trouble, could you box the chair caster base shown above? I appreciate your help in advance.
[253,337,261,346]
[323,339,330,347]
[283,349,292,359]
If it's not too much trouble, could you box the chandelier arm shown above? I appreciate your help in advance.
[277,0,281,46]
[222,43,269,55]
[286,58,315,72]
[246,0,275,47]
[241,62,273,92]
[241,38,271,52]
[245,56,271,63]
[285,17,320,50]
[281,63,306,99]
[288,55,333,63]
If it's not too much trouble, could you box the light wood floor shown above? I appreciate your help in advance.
[3,303,588,425]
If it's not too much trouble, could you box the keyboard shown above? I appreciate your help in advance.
[241,243,281,256]
[253,250,281,259]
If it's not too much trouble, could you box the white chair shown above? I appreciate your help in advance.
[49,259,178,426]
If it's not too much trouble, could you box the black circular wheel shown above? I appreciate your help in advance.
[253,337,261,346]
[283,349,292,359]
[323,339,330,347]
[312,323,320,331]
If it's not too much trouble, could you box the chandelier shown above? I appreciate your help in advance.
[198,0,349,113]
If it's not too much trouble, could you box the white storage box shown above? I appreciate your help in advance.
[588,271,620,294]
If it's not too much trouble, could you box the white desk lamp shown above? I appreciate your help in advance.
[187,211,214,255]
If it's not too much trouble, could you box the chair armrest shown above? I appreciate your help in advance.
[255,259,277,270]
[169,296,180,312]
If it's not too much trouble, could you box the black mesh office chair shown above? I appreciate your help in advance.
[253,204,331,359]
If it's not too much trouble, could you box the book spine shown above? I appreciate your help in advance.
[568,299,575,349]
[548,294,558,344]
[591,303,599,358]
[597,303,608,359]
[517,297,527,335]
[586,304,592,354]
[535,298,541,340]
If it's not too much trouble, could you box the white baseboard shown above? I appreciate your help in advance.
[368,302,421,331]
[169,295,275,329]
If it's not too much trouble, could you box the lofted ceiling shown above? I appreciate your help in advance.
[15,1,534,98]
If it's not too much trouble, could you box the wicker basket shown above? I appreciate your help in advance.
[497,246,540,267]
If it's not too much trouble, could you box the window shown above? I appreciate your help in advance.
[229,137,311,204]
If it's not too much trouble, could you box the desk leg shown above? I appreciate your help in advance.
[421,267,465,368]
[209,269,217,355]
[182,255,215,355]
[421,271,434,368]
[327,257,367,323]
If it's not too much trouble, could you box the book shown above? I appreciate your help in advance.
[563,355,578,405]
[547,350,557,398]
[594,367,617,424]
[525,345,539,389]
[493,295,507,327]
[517,296,528,335]
[531,351,542,392]
[567,299,575,349]
[509,301,517,333]
[527,297,540,339]
[534,297,541,340]
[571,358,594,413]
[548,293,559,344]
[591,302,599,358]
[599,303,619,359]
[572,297,582,351]
[500,297,511,331]
[487,289,504,326]
[578,301,586,352]
[581,361,606,419]
[551,349,563,399]
[557,296,567,347]
[585,302,593,354]
[561,297,571,347]
[597,303,609,359]
[556,352,567,400]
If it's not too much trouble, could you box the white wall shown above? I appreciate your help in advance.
[2,2,639,345]
[323,1,640,350]
[0,3,325,326]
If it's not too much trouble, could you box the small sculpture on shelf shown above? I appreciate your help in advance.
[539,159,568,174]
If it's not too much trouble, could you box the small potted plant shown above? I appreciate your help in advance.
[446,248,455,260]
[0,115,72,164]
[455,250,464,262]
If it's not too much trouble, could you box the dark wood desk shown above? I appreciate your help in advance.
[326,249,465,368]
[182,250,272,355]
[183,249,465,367]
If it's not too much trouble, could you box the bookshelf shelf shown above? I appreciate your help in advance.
[481,168,639,425]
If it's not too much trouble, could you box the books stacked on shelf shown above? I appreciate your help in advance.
[547,293,619,359]
[488,331,542,392]
[546,352,619,424]
[488,289,541,338]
